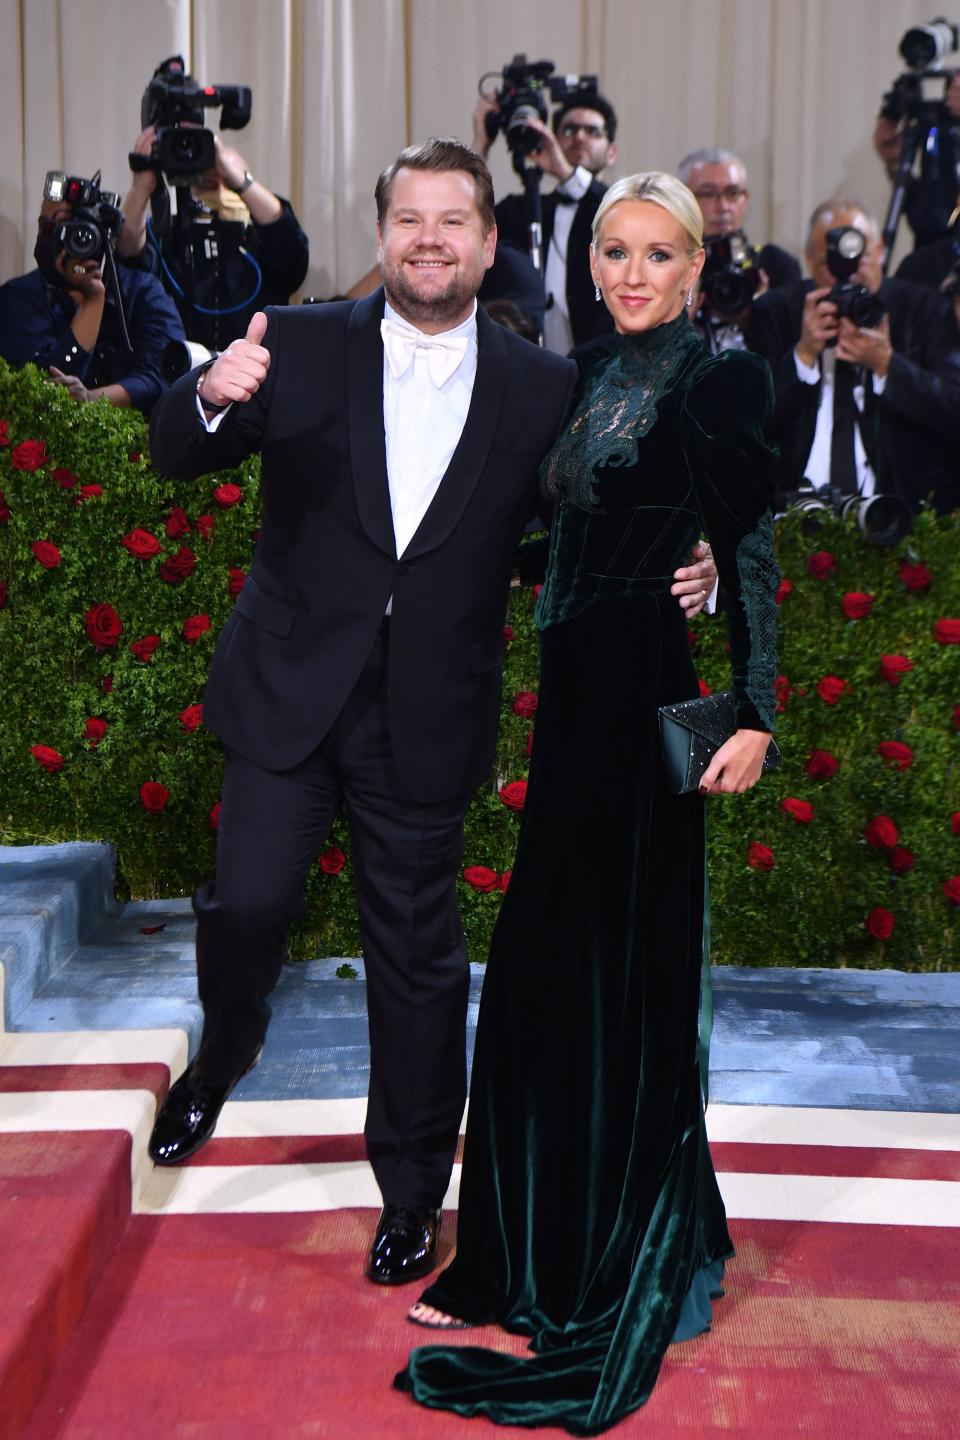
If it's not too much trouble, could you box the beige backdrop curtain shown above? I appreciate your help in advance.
[0,0,939,296]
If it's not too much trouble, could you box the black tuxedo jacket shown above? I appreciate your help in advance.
[747,277,960,513]
[149,292,577,803]
[494,179,615,348]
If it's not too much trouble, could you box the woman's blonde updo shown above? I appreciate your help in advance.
[591,172,703,258]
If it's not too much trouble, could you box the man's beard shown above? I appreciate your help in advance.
[381,257,479,328]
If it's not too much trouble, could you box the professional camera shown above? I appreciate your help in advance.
[879,19,960,261]
[478,54,598,165]
[778,480,912,546]
[822,225,886,333]
[700,230,761,316]
[132,55,251,180]
[43,170,123,262]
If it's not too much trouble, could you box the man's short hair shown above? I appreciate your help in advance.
[677,148,745,185]
[375,138,496,233]
[806,198,879,249]
[552,93,618,143]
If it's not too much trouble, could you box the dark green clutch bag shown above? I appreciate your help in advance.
[658,690,781,795]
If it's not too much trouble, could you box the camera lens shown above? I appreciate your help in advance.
[62,221,101,260]
[703,268,757,316]
[844,287,885,328]
[170,130,205,166]
[506,103,544,157]
[842,495,912,545]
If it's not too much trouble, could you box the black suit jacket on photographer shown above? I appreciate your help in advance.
[494,179,614,348]
[747,277,960,514]
[148,292,576,804]
[137,197,309,350]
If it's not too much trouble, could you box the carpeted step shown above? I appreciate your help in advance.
[0,1129,133,1440]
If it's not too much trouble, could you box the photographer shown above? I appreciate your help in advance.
[678,148,800,353]
[0,171,184,415]
[474,89,618,353]
[748,198,960,516]
[118,58,309,351]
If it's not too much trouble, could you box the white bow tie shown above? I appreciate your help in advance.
[380,316,470,387]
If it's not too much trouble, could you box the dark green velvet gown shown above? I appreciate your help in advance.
[396,311,780,1435]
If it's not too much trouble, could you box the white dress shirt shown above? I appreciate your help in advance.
[381,299,477,559]
[793,345,886,496]
[543,164,592,356]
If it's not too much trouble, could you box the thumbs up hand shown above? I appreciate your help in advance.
[197,310,271,410]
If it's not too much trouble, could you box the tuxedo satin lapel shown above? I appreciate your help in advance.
[401,309,508,562]
[347,288,397,558]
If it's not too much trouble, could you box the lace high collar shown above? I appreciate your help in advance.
[613,307,698,367]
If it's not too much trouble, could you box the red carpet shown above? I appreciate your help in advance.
[19,1210,960,1439]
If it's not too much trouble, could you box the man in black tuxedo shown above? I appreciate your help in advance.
[473,91,618,352]
[146,138,718,1285]
[747,198,960,515]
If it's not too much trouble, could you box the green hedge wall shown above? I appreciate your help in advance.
[1,359,958,969]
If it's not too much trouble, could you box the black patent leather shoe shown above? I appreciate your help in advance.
[365,1203,442,1285]
[148,1046,263,1166]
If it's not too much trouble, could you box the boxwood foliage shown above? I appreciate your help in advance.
[1,359,958,967]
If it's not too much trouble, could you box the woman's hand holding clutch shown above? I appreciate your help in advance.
[698,729,772,796]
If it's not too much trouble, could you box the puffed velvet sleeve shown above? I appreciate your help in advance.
[680,350,781,733]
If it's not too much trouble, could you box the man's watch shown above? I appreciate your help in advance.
[196,360,229,414]
[231,170,255,195]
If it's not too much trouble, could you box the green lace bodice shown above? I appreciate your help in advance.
[536,313,781,733]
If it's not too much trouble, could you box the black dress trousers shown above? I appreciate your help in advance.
[193,621,474,1209]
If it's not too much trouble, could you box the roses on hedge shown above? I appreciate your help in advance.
[877,740,913,771]
[158,546,196,585]
[84,717,108,748]
[841,592,874,620]
[318,846,346,875]
[122,529,161,559]
[463,866,499,892]
[31,540,61,569]
[499,780,527,810]
[865,907,895,940]
[747,841,775,870]
[84,603,122,650]
[11,439,47,471]
[30,744,63,773]
[782,797,814,824]
[182,613,211,644]
[140,781,170,814]
[807,551,837,579]
[806,750,838,780]
[817,675,849,705]
[879,654,913,686]
[864,815,898,850]
[131,634,161,663]
[934,618,960,645]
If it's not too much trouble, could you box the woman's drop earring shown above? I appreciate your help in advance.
[595,284,602,302]
[686,288,694,307]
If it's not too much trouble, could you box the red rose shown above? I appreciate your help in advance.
[900,561,932,591]
[747,841,775,871]
[955,704,960,730]
[209,802,221,830]
[865,907,895,940]
[805,750,838,780]
[775,675,791,713]
[77,484,102,502]
[140,781,170,814]
[532,583,542,598]
[213,483,243,508]
[782,797,815,824]
[158,546,196,584]
[101,674,114,693]
[166,505,191,539]
[182,613,211,644]
[877,740,913,771]
[879,654,913,686]
[84,603,122,650]
[502,625,514,644]
[817,675,848,705]
[842,591,874,620]
[512,691,538,718]
[122,528,161,559]
[463,866,499,892]
[30,744,63,773]
[807,550,837,579]
[52,467,79,489]
[195,513,216,540]
[775,577,793,605]
[0,419,8,446]
[950,811,960,836]
[0,491,10,524]
[128,451,142,463]
[11,439,47,471]
[888,846,915,873]
[131,634,161,663]
[228,567,246,597]
[319,846,346,875]
[0,581,7,608]
[944,876,960,905]
[864,815,899,850]
[934,618,960,645]
[500,870,512,890]
[179,703,204,733]
[499,780,527,811]
[698,678,712,697]
[31,540,61,570]
[84,717,108,748]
